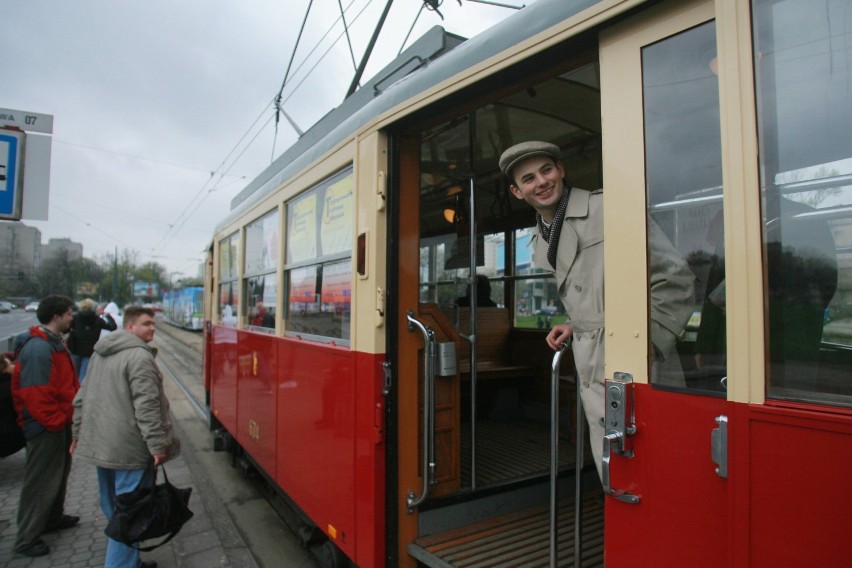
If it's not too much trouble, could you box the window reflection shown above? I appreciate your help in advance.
[218,232,240,327]
[218,281,239,327]
[283,168,353,344]
[642,21,718,392]
[286,261,351,341]
[753,0,850,406]
[246,274,277,331]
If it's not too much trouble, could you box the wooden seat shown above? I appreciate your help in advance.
[438,306,536,381]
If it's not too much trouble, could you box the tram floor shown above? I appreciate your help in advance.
[410,492,604,567]
[460,418,590,488]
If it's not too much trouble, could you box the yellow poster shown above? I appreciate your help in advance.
[320,174,353,256]
[288,193,317,263]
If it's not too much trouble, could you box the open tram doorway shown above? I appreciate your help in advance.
[394,50,606,567]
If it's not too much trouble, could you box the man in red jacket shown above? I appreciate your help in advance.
[11,295,80,557]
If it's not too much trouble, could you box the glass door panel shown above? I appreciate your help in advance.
[642,20,726,394]
[752,0,852,407]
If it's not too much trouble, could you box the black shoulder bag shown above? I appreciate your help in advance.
[105,463,194,550]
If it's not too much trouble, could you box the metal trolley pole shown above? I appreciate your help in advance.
[550,339,584,568]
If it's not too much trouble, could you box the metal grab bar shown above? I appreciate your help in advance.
[406,311,437,512]
[549,339,583,568]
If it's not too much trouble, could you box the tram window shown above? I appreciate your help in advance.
[217,232,240,327]
[286,260,351,341]
[283,167,353,344]
[218,281,239,327]
[511,228,566,329]
[418,234,501,307]
[642,21,718,393]
[753,0,852,407]
[243,210,279,331]
[417,63,603,326]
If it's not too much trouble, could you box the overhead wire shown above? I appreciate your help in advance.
[152,113,276,256]
[158,0,441,265]
[337,0,359,71]
[271,0,374,157]
[273,0,314,160]
[151,97,276,255]
[399,3,427,55]
[52,138,245,177]
[278,0,378,109]
[51,204,136,250]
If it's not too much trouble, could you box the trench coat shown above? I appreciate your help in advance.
[532,187,694,475]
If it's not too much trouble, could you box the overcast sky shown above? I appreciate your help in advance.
[2,0,530,282]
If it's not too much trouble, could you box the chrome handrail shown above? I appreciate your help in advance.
[406,311,436,512]
[549,339,582,568]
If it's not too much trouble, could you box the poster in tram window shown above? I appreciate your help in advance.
[288,265,319,314]
[319,173,353,256]
[287,193,318,264]
[245,210,279,275]
[321,260,351,312]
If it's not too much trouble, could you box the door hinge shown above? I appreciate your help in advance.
[382,360,392,396]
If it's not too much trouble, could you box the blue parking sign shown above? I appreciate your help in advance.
[0,130,23,218]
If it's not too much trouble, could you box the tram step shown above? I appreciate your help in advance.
[409,493,604,568]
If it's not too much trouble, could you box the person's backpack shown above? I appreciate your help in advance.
[104,463,193,550]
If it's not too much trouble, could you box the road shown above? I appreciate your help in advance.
[0,311,37,348]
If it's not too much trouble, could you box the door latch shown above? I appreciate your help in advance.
[602,372,640,504]
[711,415,728,478]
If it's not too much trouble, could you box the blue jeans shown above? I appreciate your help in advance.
[70,355,90,382]
[97,467,151,568]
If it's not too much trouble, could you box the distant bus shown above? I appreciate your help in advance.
[163,287,203,331]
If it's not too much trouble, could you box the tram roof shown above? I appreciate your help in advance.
[219,0,600,230]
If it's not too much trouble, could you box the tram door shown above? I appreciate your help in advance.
[599,1,729,566]
[601,0,852,566]
[395,49,606,565]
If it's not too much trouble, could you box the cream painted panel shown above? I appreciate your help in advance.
[600,0,714,385]
[353,131,388,355]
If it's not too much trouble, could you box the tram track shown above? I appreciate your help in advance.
[151,317,207,420]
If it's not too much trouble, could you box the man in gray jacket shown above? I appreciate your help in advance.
[71,305,180,568]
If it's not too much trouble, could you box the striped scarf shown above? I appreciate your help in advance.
[537,187,571,269]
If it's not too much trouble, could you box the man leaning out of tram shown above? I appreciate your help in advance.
[498,140,694,480]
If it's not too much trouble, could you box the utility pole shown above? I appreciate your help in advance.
[111,246,117,301]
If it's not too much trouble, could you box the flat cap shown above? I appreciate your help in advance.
[498,141,561,178]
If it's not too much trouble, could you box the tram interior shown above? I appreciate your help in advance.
[418,64,600,479]
[412,64,607,565]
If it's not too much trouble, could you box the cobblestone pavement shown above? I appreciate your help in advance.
[0,428,258,568]
[0,404,259,568]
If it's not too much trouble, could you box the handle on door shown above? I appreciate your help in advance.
[602,373,640,504]
[406,311,437,512]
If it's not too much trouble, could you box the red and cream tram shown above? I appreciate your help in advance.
[204,0,852,566]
